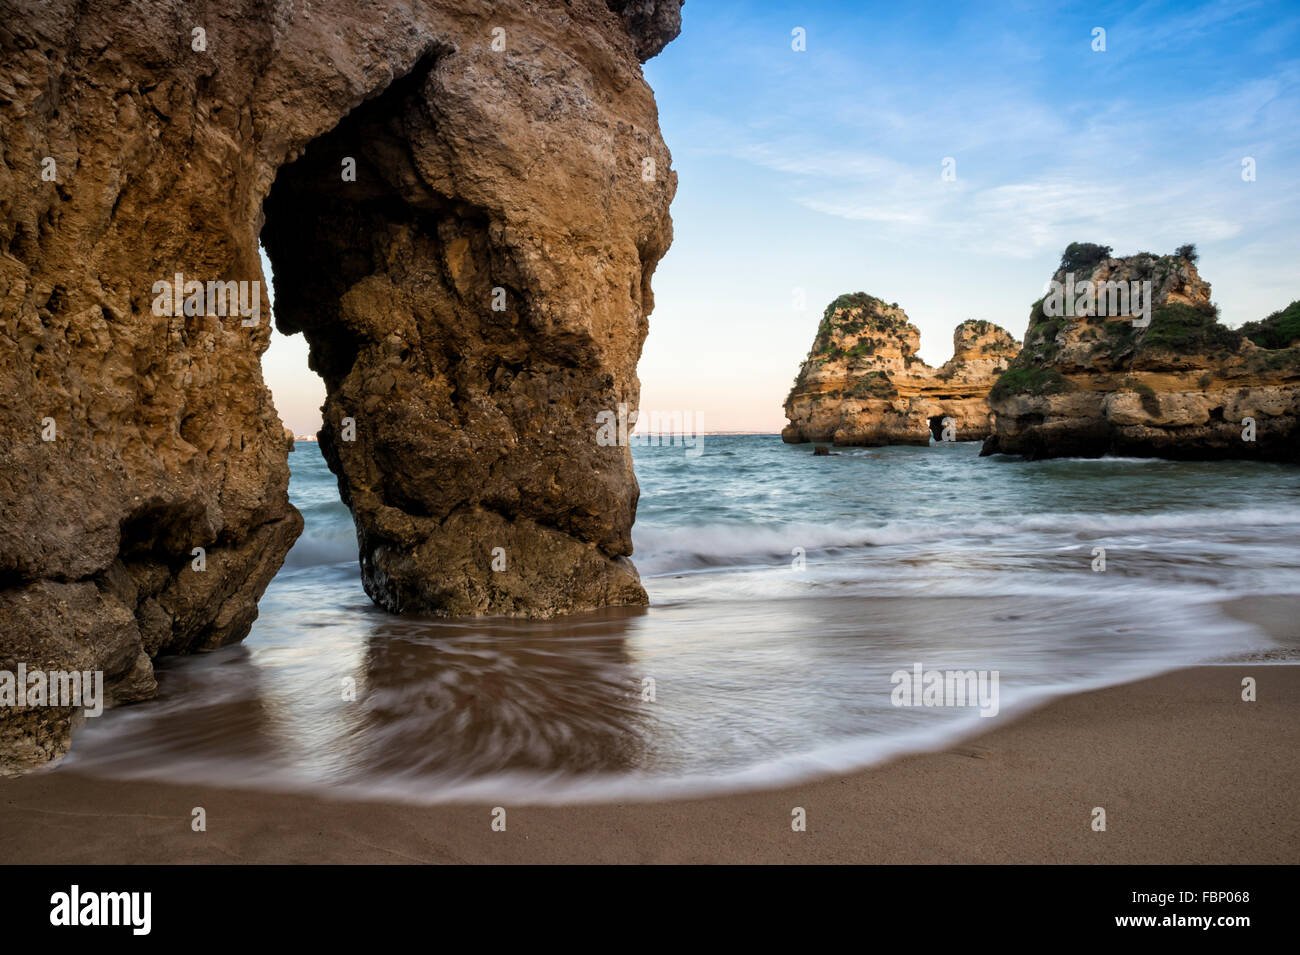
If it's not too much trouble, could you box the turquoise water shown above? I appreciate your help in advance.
[63,437,1300,802]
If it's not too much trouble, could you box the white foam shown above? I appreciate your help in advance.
[632,507,1300,576]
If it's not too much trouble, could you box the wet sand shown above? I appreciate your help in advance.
[1,663,1296,864]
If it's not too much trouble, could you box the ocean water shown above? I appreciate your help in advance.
[60,436,1300,802]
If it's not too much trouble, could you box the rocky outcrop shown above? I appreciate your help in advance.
[0,0,680,770]
[606,0,685,59]
[782,294,1019,445]
[981,245,1300,460]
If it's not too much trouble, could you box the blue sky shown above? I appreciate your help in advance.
[265,0,1300,433]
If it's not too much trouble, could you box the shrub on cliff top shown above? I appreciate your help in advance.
[1176,243,1199,263]
[1140,302,1240,355]
[1239,300,1300,350]
[811,292,909,357]
[813,292,878,348]
[824,292,884,318]
[1058,242,1113,276]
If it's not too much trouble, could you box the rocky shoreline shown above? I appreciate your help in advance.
[983,246,1300,461]
[785,247,1299,461]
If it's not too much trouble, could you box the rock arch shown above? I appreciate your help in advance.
[0,0,681,769]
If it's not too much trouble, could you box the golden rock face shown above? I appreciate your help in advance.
[0,0,681,769]
[783,295,1019,446]
[982,253,1300,461]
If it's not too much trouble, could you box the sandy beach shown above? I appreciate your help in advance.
[2,662,1295,865]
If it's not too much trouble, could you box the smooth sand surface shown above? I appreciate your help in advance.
[1,664,1296,864]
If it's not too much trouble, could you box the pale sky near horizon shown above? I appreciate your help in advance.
[262,0,1300,435]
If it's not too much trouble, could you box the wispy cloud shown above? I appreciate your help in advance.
[714,17,1299,259]
[1104,0,1266,62]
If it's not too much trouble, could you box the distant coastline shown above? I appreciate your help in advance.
[287,431,782,441]
[643,430,780,437]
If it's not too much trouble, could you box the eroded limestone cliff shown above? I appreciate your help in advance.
[0,0,681,770]
[981,246,1300,460]
[782,293,1019,446]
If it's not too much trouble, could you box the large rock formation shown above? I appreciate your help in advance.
[782,293,1019,445]
[0,0,681,770]
[981,245,1300,460]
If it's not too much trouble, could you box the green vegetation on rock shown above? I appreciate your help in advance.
[1022,302,1063,360]
[1058,242,1113,276]
[809,291,910,359]
[989,365,1069,401]
[825,292,884,315]
[1139,302,1241,355]
[846,371,897,399]
[844,337,888,360]
[1243,345,1300,375]
[1099,317,1140,359]
[959,319,994,334]
[1240,300,1300,350]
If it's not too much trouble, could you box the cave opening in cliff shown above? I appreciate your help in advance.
[256,53,465,585]
[260,52,447,400]
[928,415,947,442]
[254,47,644,618]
